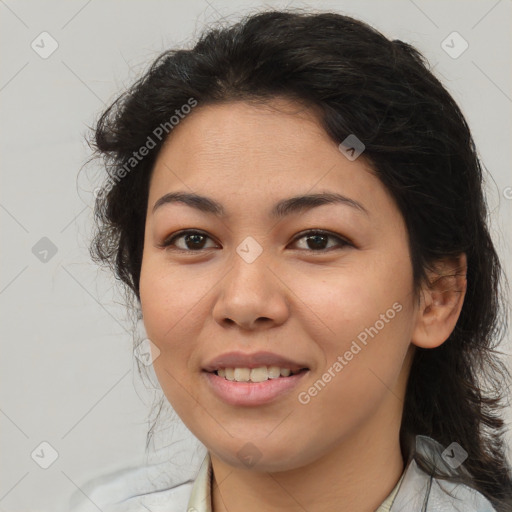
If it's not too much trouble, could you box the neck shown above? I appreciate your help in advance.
[210,403,405,512]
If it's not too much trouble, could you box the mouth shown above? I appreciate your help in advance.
[201,351,310,405]
[205,366,309,382]
[203,366,310,406]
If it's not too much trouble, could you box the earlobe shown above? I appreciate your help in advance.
[411,253,467,349]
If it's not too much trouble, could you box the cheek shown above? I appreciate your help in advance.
[139,258,209,421]
[140,253,211,327]
[139,257,205,364]
[293,300,412,445]
[292,251,414,393]
[294,259,410,342]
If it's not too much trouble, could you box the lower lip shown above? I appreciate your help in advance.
[203,370,309,407]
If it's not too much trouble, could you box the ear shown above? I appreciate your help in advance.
[411,253,467,349]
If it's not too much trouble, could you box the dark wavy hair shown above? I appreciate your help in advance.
[87,8,512,510]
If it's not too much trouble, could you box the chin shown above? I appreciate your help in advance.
[210,438,315,473]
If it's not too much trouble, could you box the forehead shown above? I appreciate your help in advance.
[146,99,402,228]
[143,100,410,252]
[151,100,374,189]
[156,99,329,165]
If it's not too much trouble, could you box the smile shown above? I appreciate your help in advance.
[203,368,309,406]
[212,365,307,382]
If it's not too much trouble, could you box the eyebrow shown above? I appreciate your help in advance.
[152,191,369,218]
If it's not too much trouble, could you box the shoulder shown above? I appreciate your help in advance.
[390,435,498,512]
[428,477,497,512]
[390,458,497,511]
[68,457,199,512]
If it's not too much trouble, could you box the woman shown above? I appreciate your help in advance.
[72,9,512,512]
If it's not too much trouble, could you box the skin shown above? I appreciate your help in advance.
[139,98,467,512]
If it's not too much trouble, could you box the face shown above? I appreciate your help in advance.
[139,98,419,472]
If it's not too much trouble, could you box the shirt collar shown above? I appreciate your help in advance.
[187,450,213,512]
[186,450,406,512]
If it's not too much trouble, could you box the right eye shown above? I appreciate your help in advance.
[159,230,219,252]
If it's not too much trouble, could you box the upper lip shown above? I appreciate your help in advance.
[202,351,309,372]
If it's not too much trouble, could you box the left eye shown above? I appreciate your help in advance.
[160,229,350,252]
[290,230,351,251]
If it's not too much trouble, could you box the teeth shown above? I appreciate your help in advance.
[214,365,303,382]
[251,367,271,382]
[268,366,281,379]
[234,368,250,381]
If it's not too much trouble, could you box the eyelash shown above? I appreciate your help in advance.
[159,229,352,253]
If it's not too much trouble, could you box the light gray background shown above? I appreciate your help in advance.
[1,1,511,511]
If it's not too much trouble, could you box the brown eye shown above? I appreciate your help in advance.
[161,230,218,252]
[290,230,351,251]
[160,229,352,253]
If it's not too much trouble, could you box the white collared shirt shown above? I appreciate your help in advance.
[69,436,498,511]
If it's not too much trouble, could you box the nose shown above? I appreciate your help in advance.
[212,251,290,331]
